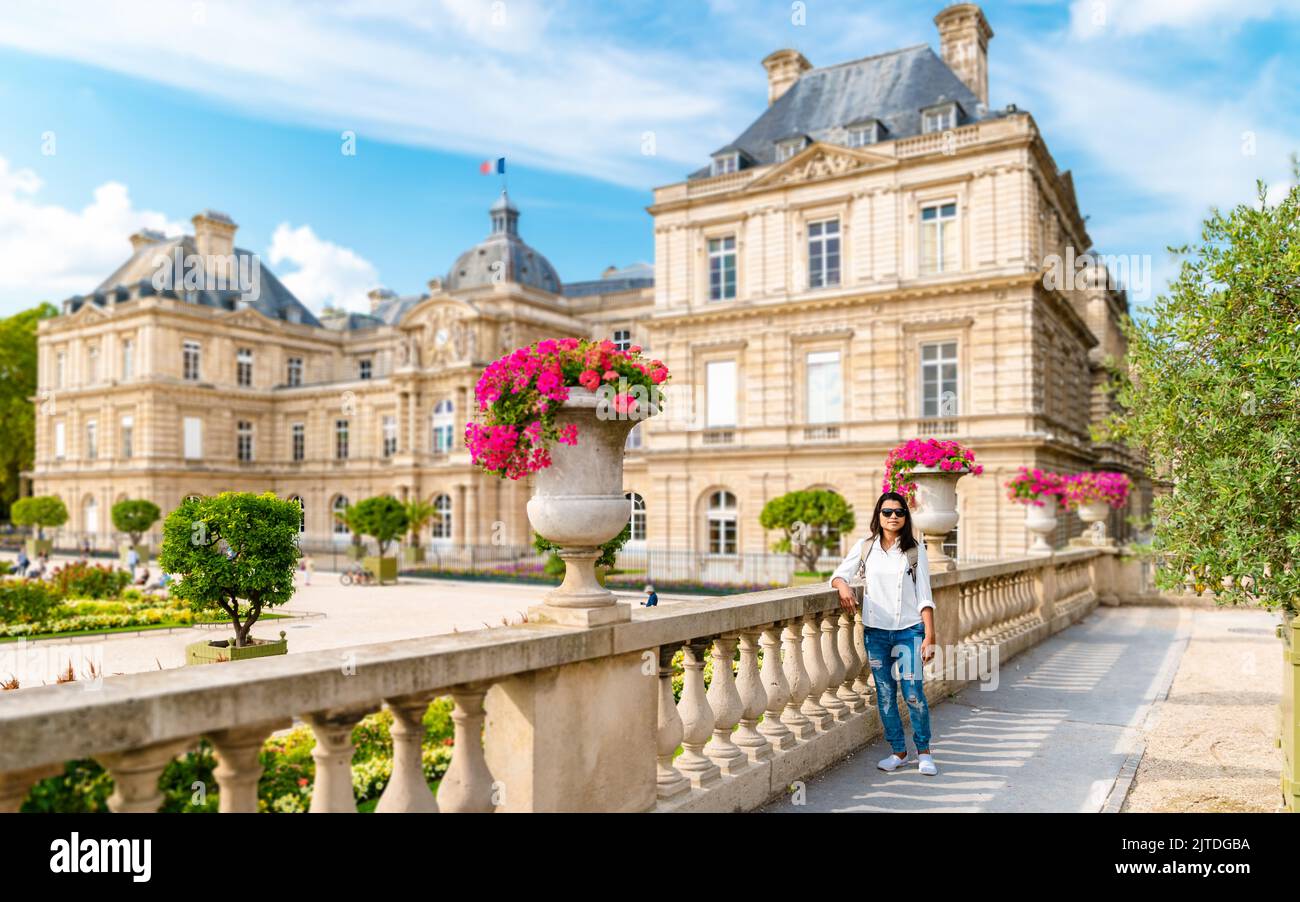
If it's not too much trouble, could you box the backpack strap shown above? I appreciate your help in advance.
[855,538,873,580]
[858,537,919,585]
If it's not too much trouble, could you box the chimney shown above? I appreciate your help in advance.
[368,287,396,313]
[761,49,812,105]
[191,210,238,284]
[934,3,994,107]
[129,228,166,254]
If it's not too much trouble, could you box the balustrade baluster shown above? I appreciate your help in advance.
[733,629,773,762]
[851,606,873,705]
[98,737,199,813]
[819,610,848,720]
[376,694,439,813]
[303,707,369,813]
[758,624,796,751]
[656,643,690,800]
[705,635,748,774]
[209,719,291,813]
[436,684,496,813]
[836,608,865,713]
[800,613,831,730]
[780,619,814,740]
[676,640,722,787]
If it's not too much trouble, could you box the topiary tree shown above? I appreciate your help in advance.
[348,495,409,558]
[759,489,856,573]
[1102,171,1299,612]
[12,495,68,540]
[159,491,301,647]
[111,499,161,547]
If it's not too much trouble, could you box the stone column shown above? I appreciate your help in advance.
[818,610,848,720]
[704,635,747,774]
[377,693,439,813]
[99,737,198,813]
[801,613,831,730]
[1031,562,1058,626]
[439,684,495,813]
[675,640,722,788]
[757,624,795,751]
[780,619,814,740]
[208,719,290,813]
[303,707,369,813]
[655,644,690,800]
[732,629,773,763]
[836,609,866,713]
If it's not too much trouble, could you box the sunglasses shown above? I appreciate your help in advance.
[880,508,907,518]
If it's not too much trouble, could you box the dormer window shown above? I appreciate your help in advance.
[846,121,880,148]
[711,152,739,176]
[775,136,807,163]
[922,102,959,134]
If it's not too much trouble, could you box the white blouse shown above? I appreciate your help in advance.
[830,535,934,630]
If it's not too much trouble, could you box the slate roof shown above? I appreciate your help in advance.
[446,191,562,294]
[563,262,654,298]
[691,44,1002,178]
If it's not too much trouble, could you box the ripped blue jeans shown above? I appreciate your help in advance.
[865,623,931,755]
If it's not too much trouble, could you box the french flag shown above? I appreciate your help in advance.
[480,157,506,175]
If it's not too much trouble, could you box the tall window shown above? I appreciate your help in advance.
[236,348,253,387]
[289,496,305,533]
[85,420,97,460]
[183,416,202,459]
[358,359,372,380]
[431,494,452,539]
[55,350,65,389]
[708,236,736,301]
[292,423,305,462]
[806,350,843,423]
[121,415,134,459]
[335,419,350,459]
[382,415,398,457]
[54,421,66,459]
[87,346,99,385]
[84,497,99,535]
[627,492,646,543]
[920,202,958,275]
[706,360,737,427]
[121,339,134,381]
[625,422,643,451]
[921,341,959,417]
[287,356,303,387]
[808,219,840,288]
[432,400,454,452]
[332,495,350,538]
[612,329,631,352]
[183,340,201,381]
[707,490,738,555]
[237,420,254,462]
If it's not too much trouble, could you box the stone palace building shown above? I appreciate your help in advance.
[29,3,1146,563]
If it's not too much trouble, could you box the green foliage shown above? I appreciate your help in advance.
[0,303,57,512]
[1103,174,1300,611]
[403,499,438,544]
[49,561,131,600]
[533,521,632,572]
[759,489,856,572]
[11,495,69,538]
[348,496,409,557]
[159,492,301,646]
[0,594,192,639]
[0,579,63,623]
[111,499,161,545]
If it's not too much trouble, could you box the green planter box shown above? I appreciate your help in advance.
[402,546,426,565]
[186,631,288,666]
[364,556,398,584]
[345,545,366,561]
[25,538,52,557]
[1281,611,1299,812]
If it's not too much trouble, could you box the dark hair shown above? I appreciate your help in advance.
[869,492,918,553]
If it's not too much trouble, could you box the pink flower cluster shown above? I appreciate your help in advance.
[1060,471,1131,509]
[882,438,983,504]
[466,337,669,479]
[1005,467,1067,507]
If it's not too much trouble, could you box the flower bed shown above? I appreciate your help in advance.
[1061,471,1131,509]
[466,338,669,479]
[882,438,984,504]
[0,585,191,639]
[1005,466,1066,506]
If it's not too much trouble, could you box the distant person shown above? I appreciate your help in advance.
[135,566,150,586]
[81,538,92,559]
[11,549,29,575]
[642,584,658,607]
[126,546,140,578]
[303,554,314,587]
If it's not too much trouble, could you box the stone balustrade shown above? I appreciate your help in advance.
[0,547,1112,813]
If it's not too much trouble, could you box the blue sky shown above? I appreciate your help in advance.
[0,0,1296,315]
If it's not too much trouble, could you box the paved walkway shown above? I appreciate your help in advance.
[764,605,1282,813]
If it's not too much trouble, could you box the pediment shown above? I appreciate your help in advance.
[744,143,895,191]
[67,301,110,324]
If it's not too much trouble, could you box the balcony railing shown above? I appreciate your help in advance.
[0,547,1112,813]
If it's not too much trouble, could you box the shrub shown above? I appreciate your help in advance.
[0,579,63,623]
[50,561,131,599]
[347,496,408,558]
[11,496,68,539]
[111,499,161,547]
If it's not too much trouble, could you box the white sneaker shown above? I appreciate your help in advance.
[877,754,909,772]
[917,753,938,776]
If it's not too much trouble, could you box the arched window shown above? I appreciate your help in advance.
[288,495,305,533]
[431,493,453,540]
[83,496,99,534]
[707,490,737,555]
[432,399,455,453]
[626,492,646,543]
[332,495,350,540]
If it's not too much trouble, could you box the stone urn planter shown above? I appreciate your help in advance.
[526,387,646,626]
[1076,500,1113,546]
[186,631,287,666]
[910,466,964,572]
[1024,496,1058,555]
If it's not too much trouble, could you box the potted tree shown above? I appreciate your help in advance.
[11,495,68,557]
[882,438,983,571]
[402,498,436,565]
[1005,467,1066,555]
[111,498,160,566]
[350,495,408,585]
[1060,472,1130,546]
[160,491,299,664]
[333,505,366,561]
[467,337,668,625]
[1101,174,1300,809]
[759,489,856,584]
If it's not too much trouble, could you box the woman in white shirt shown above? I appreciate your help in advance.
[830,491,938,776]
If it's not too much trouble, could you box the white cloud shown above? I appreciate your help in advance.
[267,223,381,314]
[0,155,183,307]
[1068,0,1298,39]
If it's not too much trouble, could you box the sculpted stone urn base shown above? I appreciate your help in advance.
[1025,496,1058,556]
[526,387,645,628]
[910,466,963,572]
[1071,500,1116,548]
